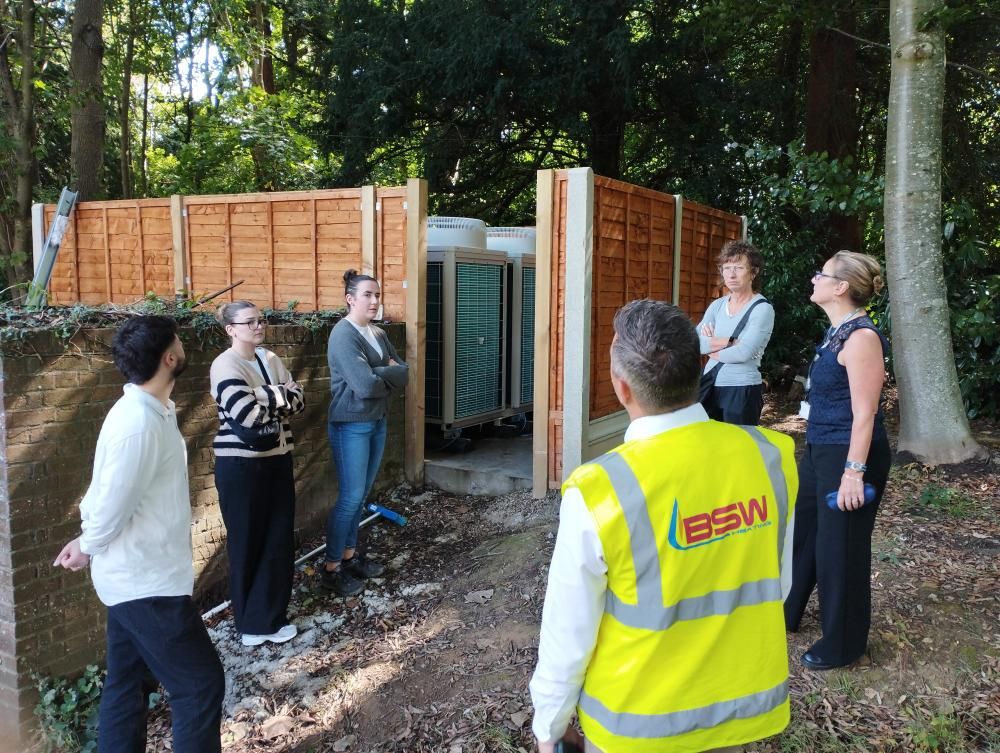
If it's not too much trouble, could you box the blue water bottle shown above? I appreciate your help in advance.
[825,483,877,510]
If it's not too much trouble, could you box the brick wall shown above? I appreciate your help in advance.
[0,321,406,743]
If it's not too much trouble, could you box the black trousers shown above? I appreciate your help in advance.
[100,596,224,753]
[783,437,891,664]
[215,452,296,635]
[706,384,764,425]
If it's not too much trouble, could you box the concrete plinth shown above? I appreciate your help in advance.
[424,436,532,496]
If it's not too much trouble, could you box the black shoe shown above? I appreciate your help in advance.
[801,651,842,671]
[343,554,385,579]
[319,567,364,597]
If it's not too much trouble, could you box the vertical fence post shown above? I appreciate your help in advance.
[404,178,428,486]
[532,170,555,498]
[561,167,594,479]
[740,214,749,241]
[170,195,188,298]
[360,185,377,278]
[672,194,684,306]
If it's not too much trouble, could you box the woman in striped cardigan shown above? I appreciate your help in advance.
[210,300,305,647]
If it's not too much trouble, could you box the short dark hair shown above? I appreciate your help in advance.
[718,240,764,293]
[111,315,178,384]
[611,300,701,412]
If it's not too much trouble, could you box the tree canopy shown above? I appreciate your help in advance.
[1,0,998,416]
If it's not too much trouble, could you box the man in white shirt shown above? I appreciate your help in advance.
[54,315,225,753]
[529,300,797,753]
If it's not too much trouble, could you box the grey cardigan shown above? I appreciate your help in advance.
[327,318,409,423]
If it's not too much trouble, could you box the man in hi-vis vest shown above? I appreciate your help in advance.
[530,300,798,753]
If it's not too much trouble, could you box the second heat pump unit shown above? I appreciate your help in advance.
[425,219,536,431]
[487,228,536,411]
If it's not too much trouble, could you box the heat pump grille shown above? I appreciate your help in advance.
[520,266,536,405]
[425,261,443,419]
[454,262,503,418]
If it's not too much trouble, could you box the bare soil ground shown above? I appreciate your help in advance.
[149,400,1000,753]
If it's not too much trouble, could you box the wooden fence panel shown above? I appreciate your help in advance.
[677,200,742,323]
[589,177,677,421]
[45,199,172,304]
[40,187,412,314]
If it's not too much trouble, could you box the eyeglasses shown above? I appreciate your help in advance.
[718,265,748,274]
[232,318,266,329]
[813,271,843,281]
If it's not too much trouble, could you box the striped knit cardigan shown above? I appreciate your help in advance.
[210,347,305,458]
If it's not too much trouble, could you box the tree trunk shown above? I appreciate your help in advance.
[885,0,985,464]
[0,0,37,295]
[70,0,106,201]
[118,0,135,199]
[251,0,276,94]
[139,71,148,196]
[805,6,861,253]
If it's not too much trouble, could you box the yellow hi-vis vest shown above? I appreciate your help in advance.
[564,420,797,753]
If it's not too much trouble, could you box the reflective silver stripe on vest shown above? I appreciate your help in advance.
[592,452,664,610]
[592,427,789,631]
[606,577,782,630]
[737,426,789,565]
[579,680,788,739]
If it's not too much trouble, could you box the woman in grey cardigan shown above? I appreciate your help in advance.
[322,269,409,596]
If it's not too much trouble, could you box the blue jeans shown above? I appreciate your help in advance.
[99,596,225,753]
[326,417,387,564]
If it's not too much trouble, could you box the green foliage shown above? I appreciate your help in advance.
[906,710,968,753]
[740,143,885,372]
[905,484,976,519]
[33,665,104,753]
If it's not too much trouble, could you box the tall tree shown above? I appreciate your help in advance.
[805,5,861,253]
[0,0,37,295]
[69,0,106,200]
[884,0,985,463]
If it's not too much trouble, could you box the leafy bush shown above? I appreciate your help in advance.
[33,665,104,752]
[741,143,884,373]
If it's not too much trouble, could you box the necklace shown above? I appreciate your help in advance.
[822,307,864,346]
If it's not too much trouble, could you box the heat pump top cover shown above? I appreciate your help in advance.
[428,216,487,250]
[486,226,536,256]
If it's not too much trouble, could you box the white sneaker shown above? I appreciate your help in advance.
[241,623,297,647]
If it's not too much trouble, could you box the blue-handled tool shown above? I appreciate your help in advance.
[365,502,408,526]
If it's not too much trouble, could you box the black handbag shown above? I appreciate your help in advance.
[227,352,282,451]
[699,297,769,411]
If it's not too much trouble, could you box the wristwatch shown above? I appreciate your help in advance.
[844,460,867,473]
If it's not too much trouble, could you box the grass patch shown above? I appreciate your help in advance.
[906,710,969,752]
[475,724,521,752]
[905,484,978,519]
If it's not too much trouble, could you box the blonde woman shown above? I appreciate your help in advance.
[210,301,304,646]
[784,252,890,670]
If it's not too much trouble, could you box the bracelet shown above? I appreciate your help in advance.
[844,460,867,473]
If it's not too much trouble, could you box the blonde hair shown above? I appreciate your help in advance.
[831,251,884,305]
[216,300,258,326]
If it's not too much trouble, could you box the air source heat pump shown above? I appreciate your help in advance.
[487,227,537,411]
[426,218,509,430]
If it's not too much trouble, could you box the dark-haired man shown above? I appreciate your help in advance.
[54,315,225,753]
[530,300,798,753]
